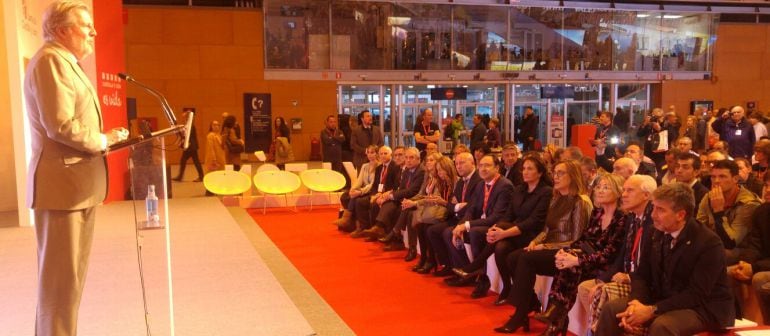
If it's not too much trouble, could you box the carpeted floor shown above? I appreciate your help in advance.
[249,207,551,336]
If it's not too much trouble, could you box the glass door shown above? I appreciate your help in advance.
[565,102,599,146]
[400,84,437,148]
[617,84,650,143]
[513,84,548,149]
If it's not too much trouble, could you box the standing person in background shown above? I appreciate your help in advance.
[518,106,539,151]
[321,114,345,177]
[24,2,129,334]
[486,117,501,149]
[173,110,204,182]
[222,115,244,171]
[351,110,384,170]
[724,106,756,159]
[414,108,441,157]
[204,120,226,196]
[470,114,488,153]
[591,111,622,173]
[204,120,225,173]
[749,111,768,142]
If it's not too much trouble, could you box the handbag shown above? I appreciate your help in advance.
[225,137,244,154]
[414,204,448,225]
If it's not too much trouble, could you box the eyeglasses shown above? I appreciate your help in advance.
[553,170,568,178]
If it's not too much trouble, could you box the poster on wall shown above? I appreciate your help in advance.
[243,93,272,153]
[548,114,565,148]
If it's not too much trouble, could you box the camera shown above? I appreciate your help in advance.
[610,136,619,145]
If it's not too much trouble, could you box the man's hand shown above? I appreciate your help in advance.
[710,185,726,213]
[455,202,467,212]
[732,261,754,282]
[349,189,361,198]
[452,224,466,241]
[401,199,416,209]
[619,300,655,330]
[486,226,504,243]
[106,127,129,146]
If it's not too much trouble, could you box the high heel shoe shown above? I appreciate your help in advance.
[411,256,427,272]
[493,315,530,334]
[533,302,567,325]
[416,262,436,274]
[451,267,484,280]
[404,248,417,262]
[538,316,568,336]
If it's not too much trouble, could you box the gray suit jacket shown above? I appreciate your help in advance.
[24,42,107,210]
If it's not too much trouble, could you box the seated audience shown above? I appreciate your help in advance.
[499,143,523,187]
[335,145,378,231]
[753,139,770,181]
[448,155,514,298]
[493,160,593,333]
[410,156,458,273]
[580,156,600,200]
[675,152,708,208]
[452,155,553,305]
[624,141,657,178]
[596,182,735,336]
[527,174,628,335]
[736,157,765,197]
[428,152,481,277]
[700,149,729,189]
[728,172,770,322]
[612,157,637,180]
[658,148,682,186]
[582,175,657,334]
[351,146,399,238]
[697,159,761,264]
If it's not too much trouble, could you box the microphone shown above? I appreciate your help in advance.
[118,72,177,126]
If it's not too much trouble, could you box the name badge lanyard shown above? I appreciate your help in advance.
[482,176,500,218]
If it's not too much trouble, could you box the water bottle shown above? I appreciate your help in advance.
[146,185,159,227]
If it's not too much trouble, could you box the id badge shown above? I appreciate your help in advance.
[481,213,486,219]
[736,129,742,136]
[378,184,384,192]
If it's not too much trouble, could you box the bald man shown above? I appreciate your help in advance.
[613,157,638,180]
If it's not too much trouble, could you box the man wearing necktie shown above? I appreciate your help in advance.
[596,183,735,336]
[363,148,424,244]
[450,155,514,298]
[25,2,129,335]
[351,146,399,238]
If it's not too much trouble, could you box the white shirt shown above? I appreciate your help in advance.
[754,122,768,141]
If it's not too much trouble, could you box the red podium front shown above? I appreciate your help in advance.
[572,124,597,159]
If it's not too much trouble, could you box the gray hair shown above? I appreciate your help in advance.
[627,174,657,195]
[43,1,89,42]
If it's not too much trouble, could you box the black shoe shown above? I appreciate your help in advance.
[470,276,490,299]
[416,262,436,274]
[365,234,384,243]
[383,241,405,252]
[404,248,417,262]
[444,276,475,287]
[433,266,455,277]
[493,315,530,334]
[452,267,485,280]
[411,256,427,272]
[538,316,568,336]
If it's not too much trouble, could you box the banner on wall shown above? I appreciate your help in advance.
[243,93,272,153]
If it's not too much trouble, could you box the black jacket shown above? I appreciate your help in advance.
[499,160,524,187]
[631,219,735,329]
[501,180,552,241]
[737,203,770,273]
[446,170,482,224]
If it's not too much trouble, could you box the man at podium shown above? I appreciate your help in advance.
[24,1,128,335]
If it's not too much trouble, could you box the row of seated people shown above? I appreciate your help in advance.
[332,142,770,335]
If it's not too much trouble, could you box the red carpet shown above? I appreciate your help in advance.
[249,207,550,336]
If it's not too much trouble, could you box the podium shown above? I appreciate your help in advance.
[110,125,188,336]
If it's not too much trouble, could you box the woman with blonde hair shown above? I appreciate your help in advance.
[494,160,593,334]
[411,155,458,274]
[335,145,379,232]
[382,152,443,265]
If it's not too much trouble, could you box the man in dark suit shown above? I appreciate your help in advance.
[675,152,708,208]
[596,183,735,336]
[320,114,346,179]
[469,114,487,153]
[365,147,425,245]
[499,143,523,187]
[173,110,204,182]
[351,146,399,237]
[350,110,384,170]
[449,155,514,298]
[518,106,539,151]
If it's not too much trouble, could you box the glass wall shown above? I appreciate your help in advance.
[265,1,718,72]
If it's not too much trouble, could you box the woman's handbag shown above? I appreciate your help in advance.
[225,137,244,154]
[414,204,448,225]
